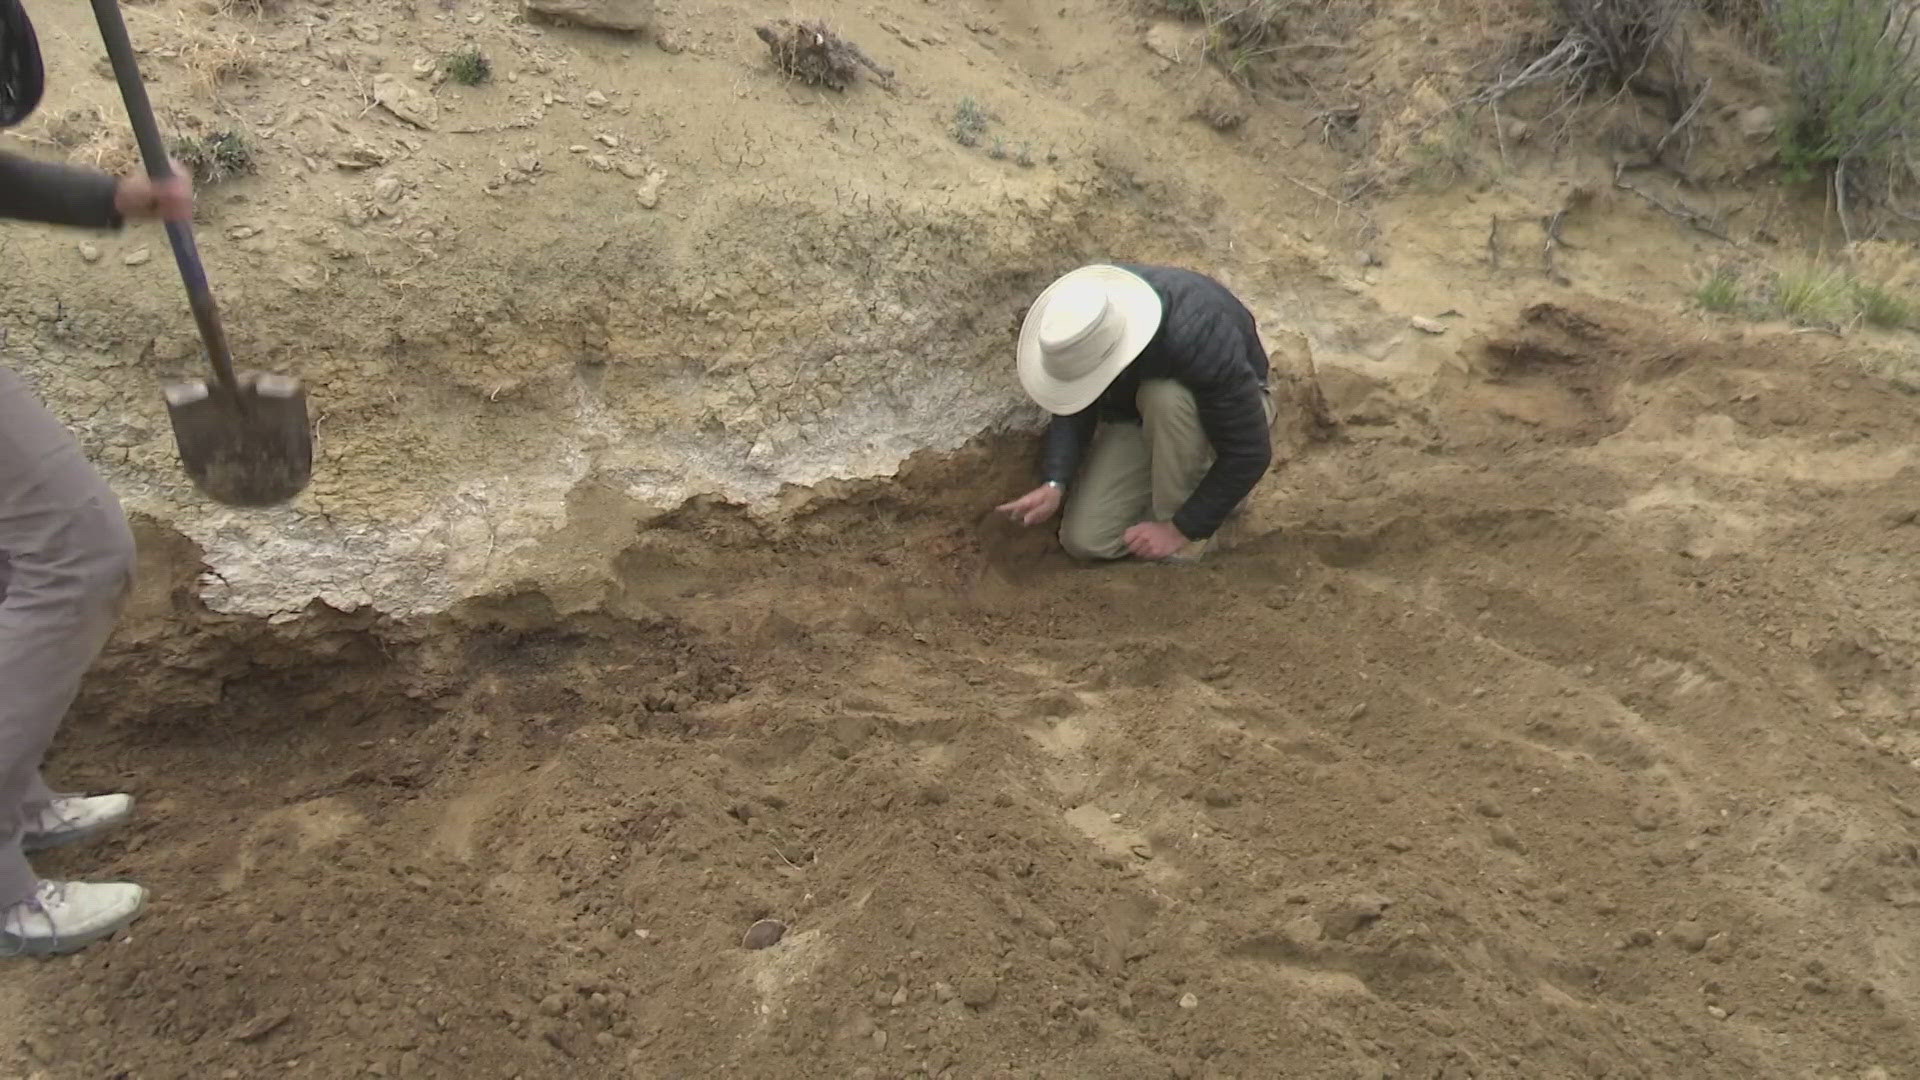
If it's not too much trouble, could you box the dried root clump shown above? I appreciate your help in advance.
[754,18,894,91]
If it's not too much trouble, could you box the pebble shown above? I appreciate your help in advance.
[585,90,609,107]
[1178,992,1199,1009]
[1706,1005,1729,1020]
[77,242,100,262]
[1669,922,1709,953]
[958,974,997,1008]
[1411,315,1447,334]
[742,919,786,950]
[932,982,955,1003]
[123,247,151,266]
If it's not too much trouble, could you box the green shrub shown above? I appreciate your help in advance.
[169,130,255,184]
[1693,266,1744,313]
[1768,0,1920,180]
[1854,280,1914,328]
[443,46,491,86]
[1771,262,1853,324]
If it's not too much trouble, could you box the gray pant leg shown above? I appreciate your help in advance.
[0,366,135,906]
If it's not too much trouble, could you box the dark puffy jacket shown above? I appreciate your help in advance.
[0,150,122,229]
[1039,263,1271,540]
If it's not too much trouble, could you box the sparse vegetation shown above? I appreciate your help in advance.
[1693,265,1745,314]
[170,130,256,184]
[1853,280,1914,328]
[1549,0,1691,91]
[950,97,990,147]
[443,46,491,86]
[1768,0,1920,184]
[1770,262,1853,324]
[1158,0,1288,84]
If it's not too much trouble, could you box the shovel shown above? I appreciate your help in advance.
[90,0,312,508]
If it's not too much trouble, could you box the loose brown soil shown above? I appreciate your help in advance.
[5,0,1920,1078]
[10,301,1920,1080]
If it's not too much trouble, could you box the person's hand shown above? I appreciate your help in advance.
[996,484,1064,527]
[1124,521,1188,560]
[113,161,194,223]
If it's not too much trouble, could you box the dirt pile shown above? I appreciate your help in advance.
[6,299,1920,1079]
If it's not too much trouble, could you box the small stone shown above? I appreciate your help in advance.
[932,982,955,1003]
[1384,836,1413,853]
[634,168,665,208]
[595,133,620,147]
[958,974,997,1008]
[585,90,609,107]
[1411,315,1447,334]
[77,242,101,262]
[889,987,907,1008]
[1318,895,1389,941]
[1669,922,1709,953]
[538,994,566,1017]
[1178,992,1199,1009]
[1706,1005,1729,1020]
[122,247,151,266]
[742,919,786,950]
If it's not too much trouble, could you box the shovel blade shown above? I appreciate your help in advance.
[163,371,314,508]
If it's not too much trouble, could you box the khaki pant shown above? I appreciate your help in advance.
[1059,379,1272,561]
[0,366,135,906]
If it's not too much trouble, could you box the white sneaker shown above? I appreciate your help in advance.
[2,880,147,957]
[21,794,135,853]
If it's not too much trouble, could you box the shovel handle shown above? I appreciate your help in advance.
[89,0,241,399]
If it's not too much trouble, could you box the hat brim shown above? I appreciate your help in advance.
[1017,265,1164,416]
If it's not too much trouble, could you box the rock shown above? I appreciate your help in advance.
[122,247,151,266]
[1737,106,1776,141]
[634,168,666,208]
[932,982,955,1003]
[228,1009,291,1043]
[741,919,786,950]
[525,0,652,33]
[372,74,439,130]
[1144,21,1204,64]
[1318,895,1389,941]
[958,974,997,1008]
[77,242,100,262]
[1178,991,1199,1009]
[585,90,609,107]
[1669,922,1709,953]
[538,993,566,1017]
[1411,315,1447,335]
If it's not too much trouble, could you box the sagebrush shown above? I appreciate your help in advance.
[1767,0,1920,182]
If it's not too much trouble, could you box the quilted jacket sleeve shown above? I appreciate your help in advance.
[1039,407,1097,486]
[1162,290,1272,541]
[0,150,122,230]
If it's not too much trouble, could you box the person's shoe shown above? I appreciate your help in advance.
[21,794,135,853]
[1,880,147,958]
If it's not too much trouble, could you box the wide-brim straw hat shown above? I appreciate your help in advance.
[1016,264,1164,416]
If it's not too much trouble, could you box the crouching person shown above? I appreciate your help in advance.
[995,263,1274,562]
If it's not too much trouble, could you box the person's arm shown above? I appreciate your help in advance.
[1169,334,1273,541]
[0,148,124,229]
[1039,407,1097,487]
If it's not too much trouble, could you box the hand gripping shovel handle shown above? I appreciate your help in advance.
[89,0,242,402]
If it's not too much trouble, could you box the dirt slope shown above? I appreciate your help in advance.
[4,0,1920,1078]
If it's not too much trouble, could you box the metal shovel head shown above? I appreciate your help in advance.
[162,371,313,507]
